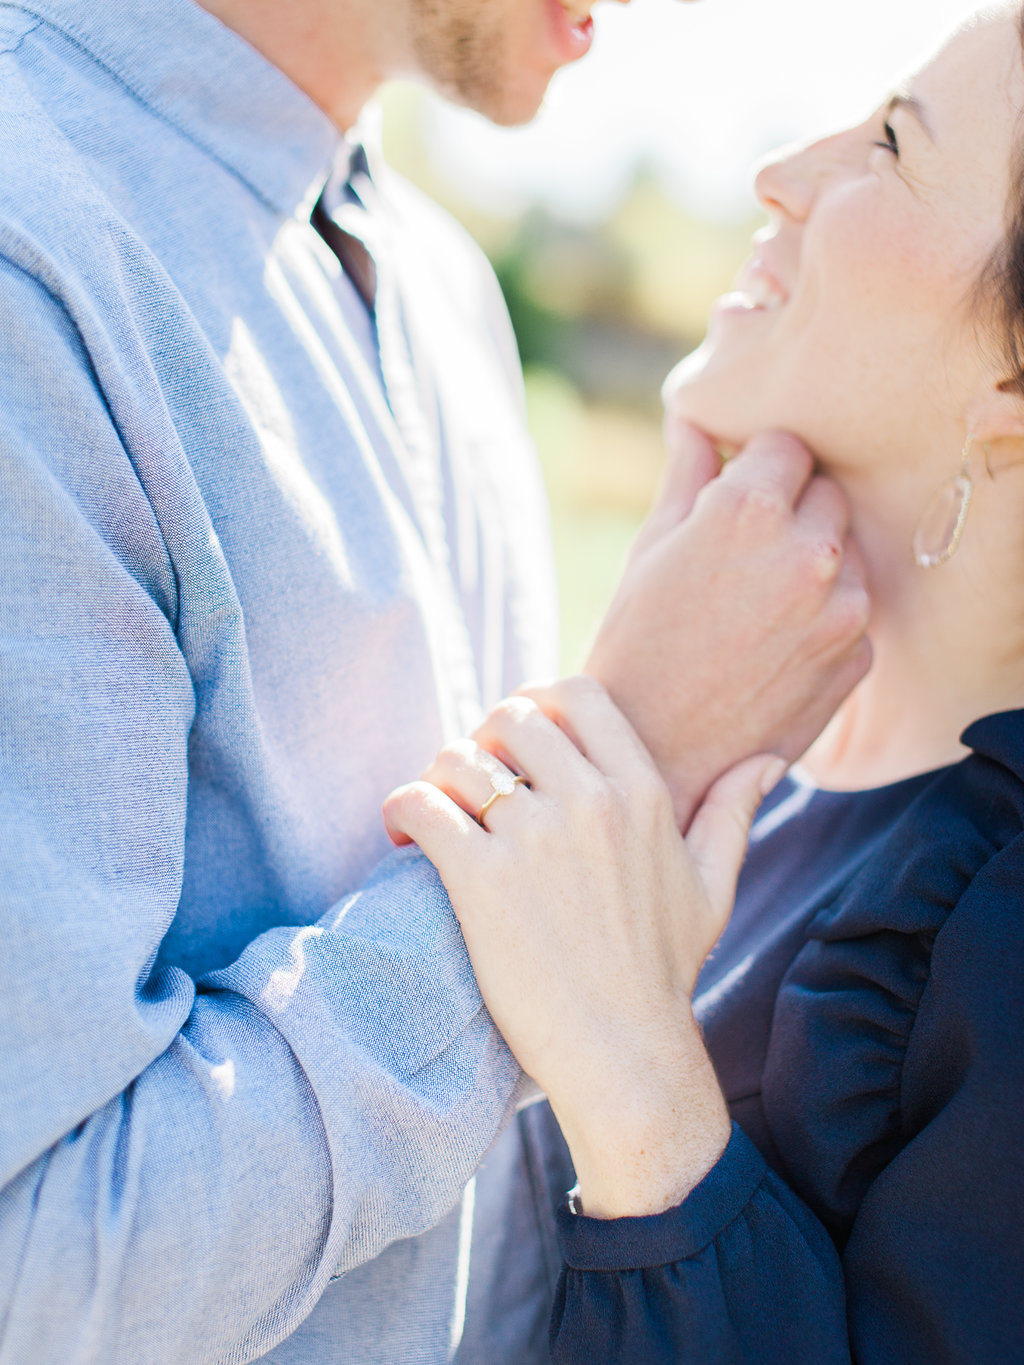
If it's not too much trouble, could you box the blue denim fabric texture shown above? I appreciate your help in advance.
[0,0,558,1360]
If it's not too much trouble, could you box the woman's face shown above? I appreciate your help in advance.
[666,8,1024,472]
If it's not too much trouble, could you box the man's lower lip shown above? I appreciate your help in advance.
[545,0,595,63]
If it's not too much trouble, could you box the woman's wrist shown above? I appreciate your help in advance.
[554,1020,731,1220]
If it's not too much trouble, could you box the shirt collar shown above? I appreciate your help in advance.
[10,0,343,216]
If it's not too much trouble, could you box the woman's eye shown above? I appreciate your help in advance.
[873,120,899,157]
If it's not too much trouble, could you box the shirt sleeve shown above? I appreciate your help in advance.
[0,254,521,1364]
[549,809,1024,1364]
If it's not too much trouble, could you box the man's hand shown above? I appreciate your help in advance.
[585,415,872,829]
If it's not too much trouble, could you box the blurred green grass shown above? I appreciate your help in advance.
[380,84,758,672]
[524,367,656,670]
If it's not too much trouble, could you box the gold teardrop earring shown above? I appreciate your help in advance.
[912,438,975,568]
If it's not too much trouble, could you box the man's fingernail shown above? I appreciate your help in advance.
[759,757,788,797]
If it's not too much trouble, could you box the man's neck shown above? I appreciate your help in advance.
[194,0,398,130]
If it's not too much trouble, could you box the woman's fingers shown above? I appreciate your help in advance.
[512,676,664,791]
[421,738,533,828]
[382,778,486,855]
[472,692,599,800]
[686,754,787,923]
[390,681,668,845]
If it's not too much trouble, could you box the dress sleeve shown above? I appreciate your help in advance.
[551,1123,851,1365]
[0,254,521,1364]
[835,828,1024,1363]
[551,769,1024,1364]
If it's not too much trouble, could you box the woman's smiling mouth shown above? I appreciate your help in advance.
[723,259,789,313]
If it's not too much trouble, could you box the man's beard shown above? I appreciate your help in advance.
[407,0,539,127]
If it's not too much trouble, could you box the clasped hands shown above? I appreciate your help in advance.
[384,419,871,1220]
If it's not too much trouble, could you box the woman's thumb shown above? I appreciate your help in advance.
[686,755,787,923]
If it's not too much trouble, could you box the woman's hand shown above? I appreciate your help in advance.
[383,677,784,1219]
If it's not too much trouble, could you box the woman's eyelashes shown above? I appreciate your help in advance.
[874,119,900,157]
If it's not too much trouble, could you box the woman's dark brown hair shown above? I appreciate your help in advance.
[977,7,1024,393]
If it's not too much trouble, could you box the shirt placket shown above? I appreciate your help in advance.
[320,158,485,735]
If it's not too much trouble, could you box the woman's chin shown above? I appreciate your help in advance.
[661,345,708,405]
[662,346,760,451]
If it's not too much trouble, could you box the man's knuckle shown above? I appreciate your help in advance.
[802,537,843,583]
[725,481,790,533]
[819,588,871,650]
[775,535,827,589]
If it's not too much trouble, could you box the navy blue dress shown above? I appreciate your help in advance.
[543,710,1024,1363]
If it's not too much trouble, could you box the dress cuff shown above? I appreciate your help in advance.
[556,1122,767,1271]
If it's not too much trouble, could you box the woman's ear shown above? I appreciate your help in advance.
[968,379,1024,448]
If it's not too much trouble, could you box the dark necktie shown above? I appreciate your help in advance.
[311,145,493,733]
[313,151,437,472]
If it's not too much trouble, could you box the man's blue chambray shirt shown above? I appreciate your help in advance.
[0,0,559,1360]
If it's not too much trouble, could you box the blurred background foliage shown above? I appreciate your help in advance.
[382,82,759,668]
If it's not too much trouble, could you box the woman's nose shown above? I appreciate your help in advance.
[759,144,824,222]
[754,137,837,223]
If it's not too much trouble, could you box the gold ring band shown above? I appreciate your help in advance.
[478,772,528,824]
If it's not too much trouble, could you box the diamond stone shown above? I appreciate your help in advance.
[490,771,517,796]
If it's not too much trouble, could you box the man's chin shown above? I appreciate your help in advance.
[439,69,554,128]
[479,100,546,128]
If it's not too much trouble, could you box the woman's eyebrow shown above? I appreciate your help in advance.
[887,90,935,142]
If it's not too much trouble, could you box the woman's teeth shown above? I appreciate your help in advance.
[732,273,787,311]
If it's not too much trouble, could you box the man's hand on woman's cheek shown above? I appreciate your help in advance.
[585,419,872,830]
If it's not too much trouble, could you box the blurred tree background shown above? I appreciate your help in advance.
[381,83,758,669]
